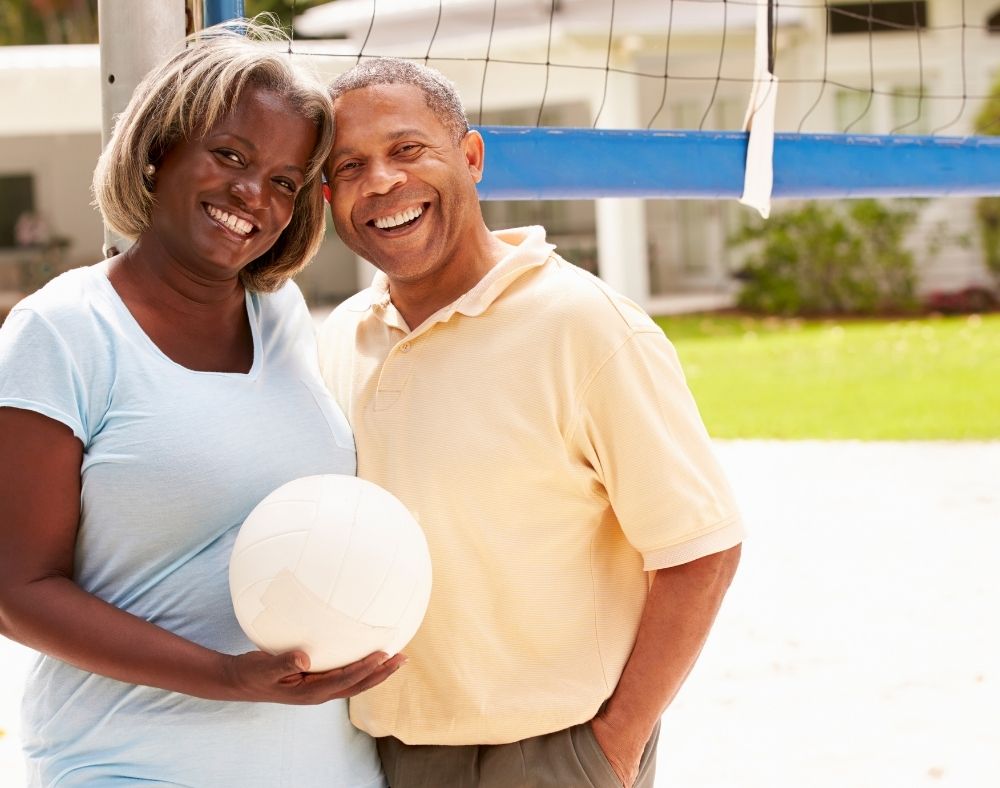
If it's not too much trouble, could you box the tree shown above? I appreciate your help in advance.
[974,74,1000,291]
[0,1,328,46]
[244,0,327,30]
[0,0,98,46]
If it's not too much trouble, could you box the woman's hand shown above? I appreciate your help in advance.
[221,649,407,704]
[0,407,408,706]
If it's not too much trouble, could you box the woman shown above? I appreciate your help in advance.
[0,22,400,787]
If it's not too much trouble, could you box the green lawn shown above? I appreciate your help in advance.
[655,313,1000,440]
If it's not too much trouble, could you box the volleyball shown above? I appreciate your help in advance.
[229,474,432,672]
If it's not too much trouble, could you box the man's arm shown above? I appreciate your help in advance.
[591,544,742,787]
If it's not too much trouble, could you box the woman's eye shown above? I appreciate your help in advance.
[215,149,242,165]
[274,179,298,194]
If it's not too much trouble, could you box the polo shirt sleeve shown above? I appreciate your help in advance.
[569,327,743,570]
[0,307,88,443]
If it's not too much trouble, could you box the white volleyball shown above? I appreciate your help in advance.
[229,474,432,672]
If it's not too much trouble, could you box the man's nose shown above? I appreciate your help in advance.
[363,159,406,196]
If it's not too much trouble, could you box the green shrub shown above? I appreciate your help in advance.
[729,199,920,316]
[974,76,1000,290]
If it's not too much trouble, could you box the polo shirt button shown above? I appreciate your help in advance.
[400,342,411,353]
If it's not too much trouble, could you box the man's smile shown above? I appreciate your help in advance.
[366,202,430,235]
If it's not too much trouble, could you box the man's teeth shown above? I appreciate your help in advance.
[374,205,423,230]
[206,204,253,235]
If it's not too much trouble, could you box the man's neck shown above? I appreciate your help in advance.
[388,228,513,331]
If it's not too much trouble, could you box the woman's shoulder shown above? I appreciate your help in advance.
[7,263,107,339]
[11,263,106,327]
[258,278,306,308]
[255,278,314,326]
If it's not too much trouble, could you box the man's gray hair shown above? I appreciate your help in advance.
[328,58,470,143]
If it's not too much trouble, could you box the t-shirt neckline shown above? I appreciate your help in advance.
[94,261,263,380]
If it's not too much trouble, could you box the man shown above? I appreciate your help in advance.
[318,58,743,788]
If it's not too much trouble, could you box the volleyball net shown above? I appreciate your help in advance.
[102,1,1000,208]
[261,0,1000,210]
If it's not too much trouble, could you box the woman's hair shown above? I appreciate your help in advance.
[93,17,334,292]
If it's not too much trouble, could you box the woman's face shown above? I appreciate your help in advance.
[147,86,318,281]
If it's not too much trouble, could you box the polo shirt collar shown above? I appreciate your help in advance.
[369,225,555,333]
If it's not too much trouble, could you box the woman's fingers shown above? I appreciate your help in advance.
[228,649,406,703]
[300,652,407,698]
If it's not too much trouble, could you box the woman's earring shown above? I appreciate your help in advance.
[144,163,156,181]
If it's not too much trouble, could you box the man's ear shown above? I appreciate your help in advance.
[321,172,332,204]
[462,129,485,184]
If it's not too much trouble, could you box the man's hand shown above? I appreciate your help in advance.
[588,546,742,787]
[590,712,649,788]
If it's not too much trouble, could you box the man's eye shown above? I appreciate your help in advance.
[336,161,361,176]
[398,144,422,155]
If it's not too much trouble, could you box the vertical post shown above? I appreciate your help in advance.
[97,0,186,255]
[592,61,652,308]
[205,0,245,27]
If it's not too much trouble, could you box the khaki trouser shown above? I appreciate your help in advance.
[377,720,660,788]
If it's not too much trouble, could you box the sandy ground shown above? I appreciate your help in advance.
[1,440,998,787]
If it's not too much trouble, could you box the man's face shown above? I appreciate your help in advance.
[325,83,483,285]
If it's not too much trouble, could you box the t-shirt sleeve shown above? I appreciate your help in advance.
[0,307,88,443]
[569,328,743,570]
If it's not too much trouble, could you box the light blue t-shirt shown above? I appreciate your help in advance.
[0,263,385,788]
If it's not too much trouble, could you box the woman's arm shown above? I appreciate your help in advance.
[0,407,403,703]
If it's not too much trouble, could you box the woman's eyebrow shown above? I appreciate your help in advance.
[209,131,257,151]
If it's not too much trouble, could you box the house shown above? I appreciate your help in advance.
[2,0,998,311]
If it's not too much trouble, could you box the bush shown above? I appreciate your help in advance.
[729,199,920,316]
[974,76,1000,290]
[924,286,997,314]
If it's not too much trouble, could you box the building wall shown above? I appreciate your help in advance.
[0,132,104,291]
[3,2,999,304]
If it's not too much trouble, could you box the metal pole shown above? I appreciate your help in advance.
[475,128,1000,200]
[204,0,245,27]
[97,0,186,256]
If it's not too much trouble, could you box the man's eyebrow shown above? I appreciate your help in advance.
[385,128,429,142]
[331,128,430,159]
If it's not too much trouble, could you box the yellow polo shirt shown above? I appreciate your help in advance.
[317,226,743,745]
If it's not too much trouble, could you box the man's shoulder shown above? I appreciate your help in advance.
[532,254,660,336]
[317,288,377,348]
[336,288,379,315]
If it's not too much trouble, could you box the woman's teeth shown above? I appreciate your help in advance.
[206,204,253,236]
[374,205,423,230]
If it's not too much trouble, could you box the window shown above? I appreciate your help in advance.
[0,175,36,249]
[835,90,875,133]
[829,2,928,35]
[890,85,929,134]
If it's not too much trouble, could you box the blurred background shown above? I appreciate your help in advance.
[1,1,998,786]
